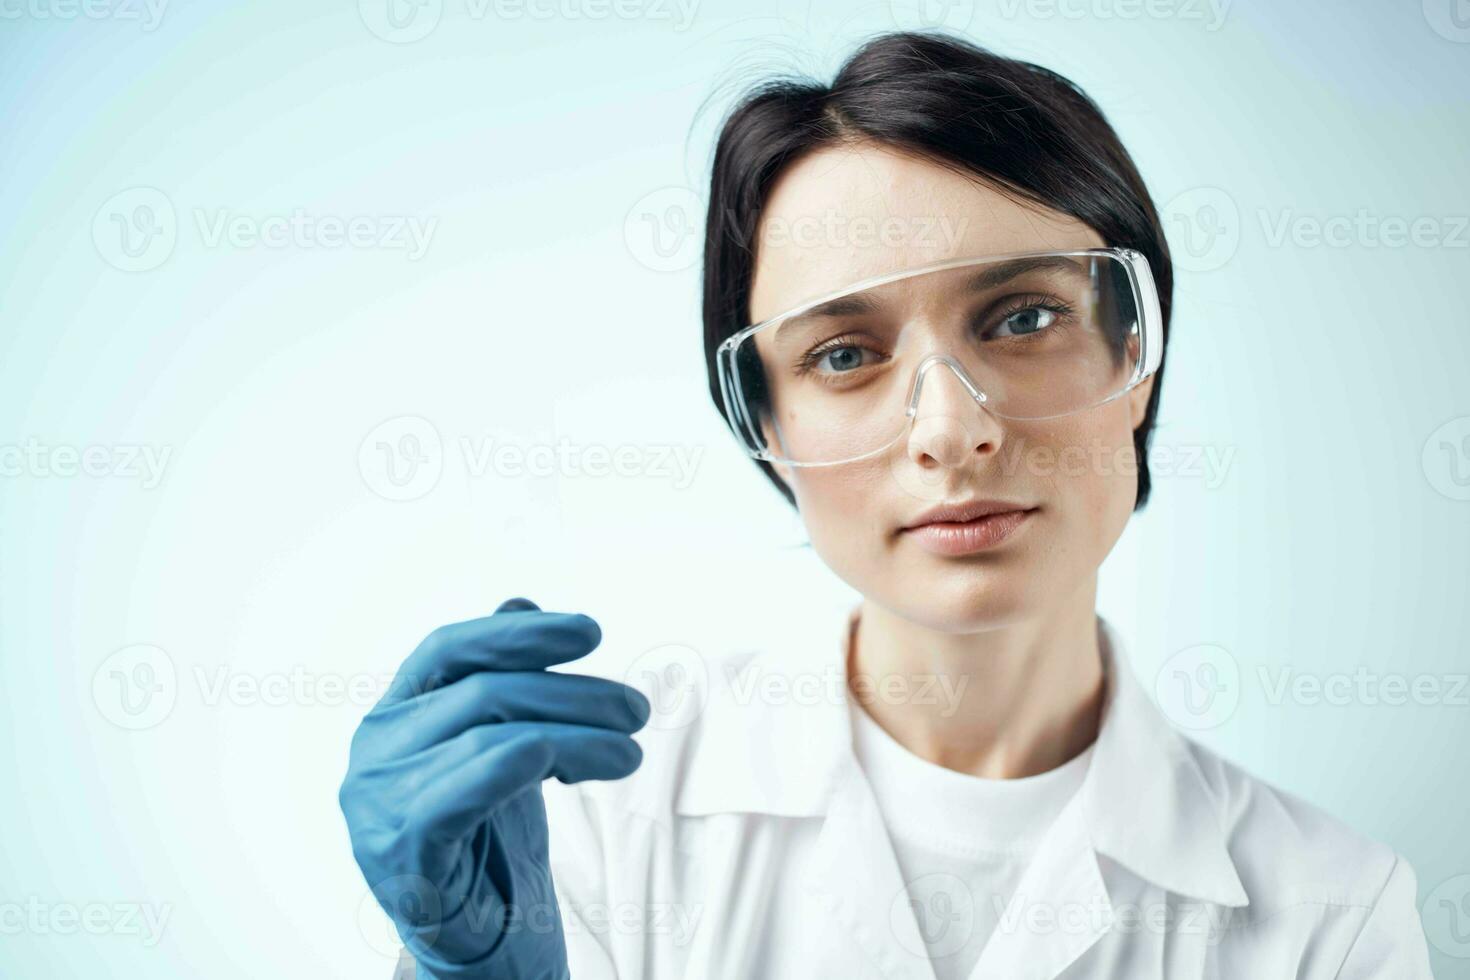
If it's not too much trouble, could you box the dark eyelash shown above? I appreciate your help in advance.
[982,294,1076,337]
[794,334,878,376]
[794,292,1076,375]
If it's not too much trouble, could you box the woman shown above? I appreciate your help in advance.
[339,31,1433,980]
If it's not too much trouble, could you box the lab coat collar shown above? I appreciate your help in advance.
[1082,614,1251,909]
[672,600,1250,910]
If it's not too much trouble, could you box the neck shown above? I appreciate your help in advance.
[847,576,1105,779]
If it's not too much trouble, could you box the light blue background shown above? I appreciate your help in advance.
[2,1,1468,976]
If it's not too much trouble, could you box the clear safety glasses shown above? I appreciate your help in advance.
[716,247,1163,467]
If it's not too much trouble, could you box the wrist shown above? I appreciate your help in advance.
[402,894,568,980]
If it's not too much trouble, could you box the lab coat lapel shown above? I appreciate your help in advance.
[802,754,940,980]
[669,603,1250,979]
[792,601,939,978]
[1084,619,1250,908]
[965,785,1111,980]
[963,616,1251,980]
[672,600,933,976]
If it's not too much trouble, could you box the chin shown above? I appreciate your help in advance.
[878,570,1040,634]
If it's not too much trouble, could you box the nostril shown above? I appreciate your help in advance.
[907,413,979,469]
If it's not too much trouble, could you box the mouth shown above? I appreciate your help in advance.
[899,503,1038,556]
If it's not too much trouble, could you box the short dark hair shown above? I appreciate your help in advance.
[700,30,1172,512]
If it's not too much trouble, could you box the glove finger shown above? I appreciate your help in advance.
[385,602,602,703]
[409,722,642,844]
[372,670,652,759]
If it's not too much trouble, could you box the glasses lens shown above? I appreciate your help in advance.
[725,252,1144,464]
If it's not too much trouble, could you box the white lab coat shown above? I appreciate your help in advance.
[395,604,1434,979]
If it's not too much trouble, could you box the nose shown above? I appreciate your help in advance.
[903,354,1004,470]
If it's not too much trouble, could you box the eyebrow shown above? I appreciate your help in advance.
[771,254,1089,339]
[963,254,1089,291]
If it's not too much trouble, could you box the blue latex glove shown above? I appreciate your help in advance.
[339,597,649,980]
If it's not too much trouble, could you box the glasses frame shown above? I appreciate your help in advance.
[715,246,1164,467]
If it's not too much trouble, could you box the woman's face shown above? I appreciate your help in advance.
[748,142,1155,633]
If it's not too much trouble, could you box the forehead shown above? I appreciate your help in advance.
[747,142,1105,325]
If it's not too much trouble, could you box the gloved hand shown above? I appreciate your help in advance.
[339,597,649,979]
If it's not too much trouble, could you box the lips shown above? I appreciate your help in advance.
[901,499,1034,530]
[898,499,1038,556]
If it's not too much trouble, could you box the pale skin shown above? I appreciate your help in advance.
[747,140,1156,780]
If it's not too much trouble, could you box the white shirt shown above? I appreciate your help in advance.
[395,602,1434,979]
[851,694,1093,980]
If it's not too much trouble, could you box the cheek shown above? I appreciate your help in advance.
[789,463,881,530]
[786,461,894,567]
[1024,404,1139,542]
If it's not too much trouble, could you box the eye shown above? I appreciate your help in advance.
[991,306,1059,338]
[815,345,867,372]
[981,295,1075,341]
[796,337,883,377]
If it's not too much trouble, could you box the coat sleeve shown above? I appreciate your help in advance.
[1332,854,1434,980]
[389,780,621,980]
